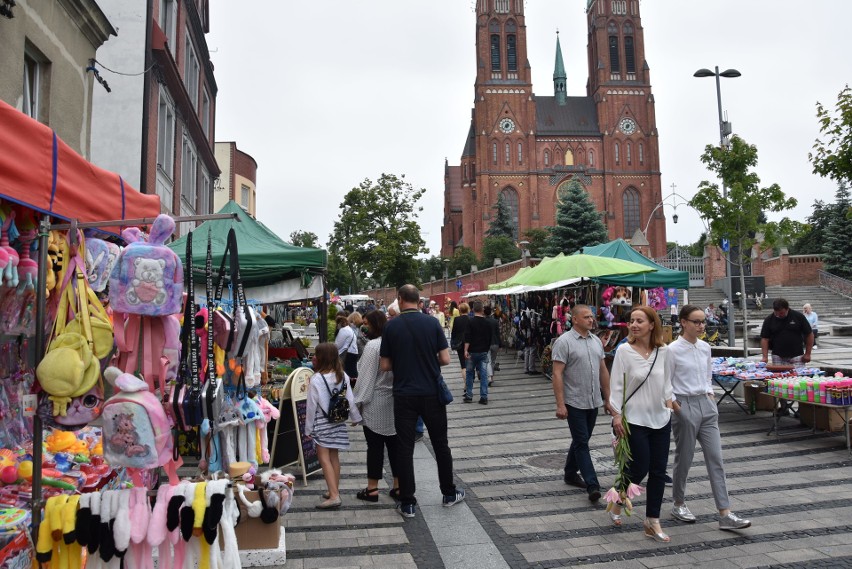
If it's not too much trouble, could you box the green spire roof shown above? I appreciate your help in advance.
[553,33,567,106]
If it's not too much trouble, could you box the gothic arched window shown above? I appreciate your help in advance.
[565,149,574,166]
[607,21,620,74]
[625,36,636,74]
[517,142,523,164]
[622,187,641,238]
[638,143,644,165]
[614,142,620,165]
[500,187,520,239]
[589,149,595,167]
[492,142,498,164]
[494,0,509,13]
[490,34,501,71]
[507,35,517,72]
[505,142,511,164]
[626,142,632,165]
[544,150,550,167]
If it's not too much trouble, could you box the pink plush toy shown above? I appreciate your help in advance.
[257,396,280,464]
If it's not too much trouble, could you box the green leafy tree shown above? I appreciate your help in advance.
[809,85,852,185]
[289,230,320,248]
[449,246,478,277]
[326,252,355,294]
[788,199,834,255]
[690,135,798,355]
[821,182,852,278]
[480,236,521,268]
[541,179,608,256]
[417,256,446,284]
[522,228,549,258]
[685,233,708,258]
[328,173,428,291]
[486,195,515,238]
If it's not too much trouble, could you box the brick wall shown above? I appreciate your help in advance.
[762,254,823,286]
[704,245,727,287]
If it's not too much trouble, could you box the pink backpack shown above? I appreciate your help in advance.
[101,367,180,481]
[108,214,183,316]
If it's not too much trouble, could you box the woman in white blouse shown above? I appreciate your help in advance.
[609,305,673,542]
[353,310,400,502]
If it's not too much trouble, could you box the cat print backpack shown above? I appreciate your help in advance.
[109,214,184,316]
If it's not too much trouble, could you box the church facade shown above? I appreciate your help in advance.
[440,0,666,259]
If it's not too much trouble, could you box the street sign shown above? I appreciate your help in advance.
[456,279,462,290]
[720,238,730,252]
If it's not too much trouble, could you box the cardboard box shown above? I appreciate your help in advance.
[743,384,776,412]
[799,403,852,433]
[224,489,281,550]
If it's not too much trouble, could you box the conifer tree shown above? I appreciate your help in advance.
[822,182,852,279]
[541,180,608,256]
[486,195,515,238]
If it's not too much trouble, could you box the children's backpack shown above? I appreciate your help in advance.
[84,236,120,293]
[320,374,350,424]
[109,214,183,316]
[101,367,174,471]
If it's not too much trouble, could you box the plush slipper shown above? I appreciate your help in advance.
[356,488,379,503]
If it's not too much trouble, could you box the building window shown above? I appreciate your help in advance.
[626,142,632,165]
[157,89,176,180]
[517,142,523,164]
[471,162,476,179]
[492,142,498,164]
[199,167,210,215]
[608,36,620,74]
[494,0,509,13]
[201,89,210,139]
[181,135,198,208]
[611,0,627,15]
[544,150,549,167]
[463,163,468,181]
[622,187,640,238]
[565,149,574,166]
[624,35,636,74]
[507,35,517,72]
[490,34,501,71]
[505,142,510,165]
[589,149,595,167]
[500,187,519,239]
[614,142,620,165]
[638,143,644,165]
[241,184,250,208]
[22,50,43,121]
[160,0,177,48]
[184,35,200,108]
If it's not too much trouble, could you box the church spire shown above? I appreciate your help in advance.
[553,31,567,106]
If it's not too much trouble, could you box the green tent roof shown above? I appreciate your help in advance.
[581,239,689,289]
[169,201,327,289]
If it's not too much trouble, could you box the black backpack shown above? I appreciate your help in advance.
[321,374,350,424]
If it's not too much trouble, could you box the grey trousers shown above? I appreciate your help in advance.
[672,393,731,510]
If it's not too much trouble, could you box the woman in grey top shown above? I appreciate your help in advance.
[353,309,400,501]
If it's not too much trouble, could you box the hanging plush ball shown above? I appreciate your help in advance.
[0,465,18,484]
[17,461,33,481]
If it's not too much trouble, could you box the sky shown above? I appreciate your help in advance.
[206,0,852,255]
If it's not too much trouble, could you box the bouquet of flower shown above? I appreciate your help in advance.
[605,373,644,516]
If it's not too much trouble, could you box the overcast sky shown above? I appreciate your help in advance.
[207,0,852,255]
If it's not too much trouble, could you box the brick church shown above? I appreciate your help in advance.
[440,0,667,259]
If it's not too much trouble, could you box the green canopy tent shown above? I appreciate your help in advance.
[168,201,327,303]
[506,253,655,286]
[581,239,690,289]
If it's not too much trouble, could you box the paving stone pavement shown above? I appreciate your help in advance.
[263,350,852,569]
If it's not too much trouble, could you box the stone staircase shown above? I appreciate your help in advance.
[683,285,852,327]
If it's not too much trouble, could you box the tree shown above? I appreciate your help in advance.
[289,230,320,248]
[486,195,515,238]
[788,199,832,255]
[685,233,708,258]
[449,246,478,277]
[417,256,446,284]
[689,135,798,355]
[821,182,852,279]
[480,236,521,268]
[522,228,549,258]
[328,174,428,291]
[809,85,852,185]
[541,179,608,256]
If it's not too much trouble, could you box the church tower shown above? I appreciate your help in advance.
[586,0,665,256]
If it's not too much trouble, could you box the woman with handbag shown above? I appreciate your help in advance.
[335,314,359,385]
[353,310,400,502]
[609,305,673,542]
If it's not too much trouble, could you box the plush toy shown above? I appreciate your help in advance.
[601,306,615,327]
[646,287,668,311]
[601,285,615,307]
[611,286,633,306]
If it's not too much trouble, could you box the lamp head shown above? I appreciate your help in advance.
[693,68,715,78]
[672,213,679,224]
[719,69,741,78]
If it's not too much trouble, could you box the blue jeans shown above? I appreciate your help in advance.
[465,352,489,399]
[563,405,600,491]
[415,416,424,435]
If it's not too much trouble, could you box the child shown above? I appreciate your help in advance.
[304,342,362,509]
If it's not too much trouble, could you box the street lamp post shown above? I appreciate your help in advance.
[442,258,450,294]
[518,240,530,268]
[694,65,740,347]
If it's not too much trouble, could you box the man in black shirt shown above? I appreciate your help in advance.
[463,301,492,404]
[760,298,813,364]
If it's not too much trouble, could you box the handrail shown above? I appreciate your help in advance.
[819,270,852,300]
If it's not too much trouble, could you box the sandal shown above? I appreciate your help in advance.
[356,487,379,503]
[608,503,623,527]
[389,488,400,501]
[643,519,671,543]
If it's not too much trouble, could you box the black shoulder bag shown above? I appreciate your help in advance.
[398,314,454,405]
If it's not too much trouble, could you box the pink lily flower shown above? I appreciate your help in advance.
[626,483,645,499]
[604,487,620,504]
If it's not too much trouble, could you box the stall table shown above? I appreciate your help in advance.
[712,374,752,414]
[766,393,852,454]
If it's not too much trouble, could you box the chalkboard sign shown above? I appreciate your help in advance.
[268,367,320,485]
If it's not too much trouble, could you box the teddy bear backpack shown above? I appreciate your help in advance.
[108,214,184,316]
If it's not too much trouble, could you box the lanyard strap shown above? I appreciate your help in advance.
[206,227,216,384]
[179,231,200,394]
